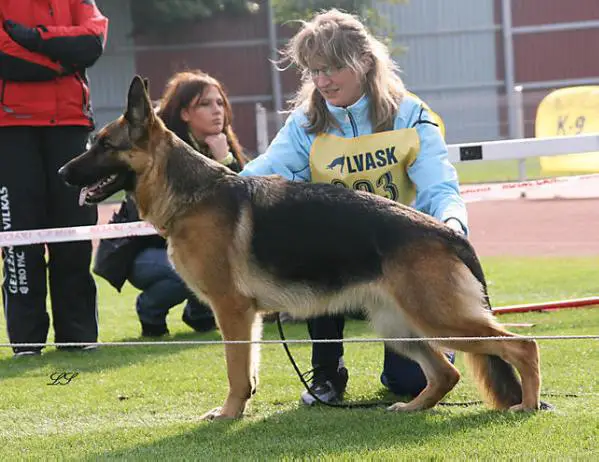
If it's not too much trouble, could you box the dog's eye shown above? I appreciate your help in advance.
[99,138,115,150]
[86,134,98,150]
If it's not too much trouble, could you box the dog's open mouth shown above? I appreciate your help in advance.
[79,172,132,205]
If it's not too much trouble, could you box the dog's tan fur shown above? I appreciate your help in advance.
[60,77,542,420]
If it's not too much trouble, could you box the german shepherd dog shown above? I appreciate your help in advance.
[59,76,541,420]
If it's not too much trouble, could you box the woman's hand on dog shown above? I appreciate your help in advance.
[445,218,466,235]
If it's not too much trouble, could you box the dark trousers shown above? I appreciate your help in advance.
[0,126,98,352]
[128,247,213,326]
[307,314,345,370]
[308,313,454,397]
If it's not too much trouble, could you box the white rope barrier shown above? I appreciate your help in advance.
[0,221,157,247]
[1,334,597,349]
[460,172,599,201]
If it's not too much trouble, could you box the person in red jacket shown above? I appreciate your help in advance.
[0,0,109,357]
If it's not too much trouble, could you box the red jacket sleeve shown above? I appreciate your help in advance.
[37,0,109,69]
[0,14,63,81]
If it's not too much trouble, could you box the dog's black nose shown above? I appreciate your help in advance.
[57,165,71,184]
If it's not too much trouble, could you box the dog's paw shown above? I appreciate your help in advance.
[386,402,416,412]
[200,407,238,421]
[508,403,539,412]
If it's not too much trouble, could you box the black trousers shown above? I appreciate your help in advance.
[0,126,98,352]
[308,313,428,389]
[307,314,345,369]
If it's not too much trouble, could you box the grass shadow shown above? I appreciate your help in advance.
[81,404,538,460]
[0,313,328,386]
[0,327,224,382]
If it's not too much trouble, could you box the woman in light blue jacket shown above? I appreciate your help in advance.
[241,9,467,405]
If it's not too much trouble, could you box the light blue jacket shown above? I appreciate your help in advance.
[240,93,468,232]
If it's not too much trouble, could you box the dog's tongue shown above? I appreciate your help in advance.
[78,187,89,206]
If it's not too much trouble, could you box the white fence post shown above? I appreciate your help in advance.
[513,85,527,181]
[255,103,269,155]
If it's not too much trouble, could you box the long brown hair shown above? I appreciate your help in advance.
[156,70,245,166]
[282,9,405,134]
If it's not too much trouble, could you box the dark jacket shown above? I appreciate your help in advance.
[92,196,153,292]
[0,0,108,127]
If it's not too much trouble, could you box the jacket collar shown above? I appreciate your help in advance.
[325,94,369,124]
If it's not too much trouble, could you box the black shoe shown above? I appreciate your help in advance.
[141,321,169,337]
[13,349,42,358]
[300,366,349,405]
[57,344,98,352]
[182,312,216,333]
[540,401,555,411]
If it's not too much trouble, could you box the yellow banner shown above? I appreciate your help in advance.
[536,86,599,173]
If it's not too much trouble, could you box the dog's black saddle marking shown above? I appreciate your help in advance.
[249,181,435,291]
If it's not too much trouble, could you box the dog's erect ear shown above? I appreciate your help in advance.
[125,75,154,138]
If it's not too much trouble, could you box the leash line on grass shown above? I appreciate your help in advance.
[0,334,597,349]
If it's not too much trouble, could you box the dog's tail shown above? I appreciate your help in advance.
[464,353,523,409]
[450,234,523,409]
[452,237,492,310]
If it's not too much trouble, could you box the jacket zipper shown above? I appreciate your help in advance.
[347,110,358,137]
[76,73,92,122]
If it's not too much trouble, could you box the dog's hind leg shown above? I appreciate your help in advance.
[443,329,541,411]
[369,308,460,412]
[383,341,460,412]
[420,263,541,410]
[200,293,260,420]
[386,248,541,411]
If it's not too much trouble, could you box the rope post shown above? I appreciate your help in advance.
[513,85,527,182]
[255,103,269,155]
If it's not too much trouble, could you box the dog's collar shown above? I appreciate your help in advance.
[152,216,171,237]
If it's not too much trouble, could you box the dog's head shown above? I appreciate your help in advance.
[59,75,158,205]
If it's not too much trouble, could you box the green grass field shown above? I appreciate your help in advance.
[455,158,540,184]
[0,256,598,460]
[454,157,589,184]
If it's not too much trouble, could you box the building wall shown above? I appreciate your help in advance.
[375,0,502,143]
[511,0,599,26]
[92,1,599,150]
[133,4,300,155]
[508,0,599,137]
[88,0,137,130]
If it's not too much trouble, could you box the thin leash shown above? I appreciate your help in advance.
[275,314,483,408]
[274,314,579,410]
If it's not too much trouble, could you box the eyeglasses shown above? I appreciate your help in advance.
[308,66,344,79]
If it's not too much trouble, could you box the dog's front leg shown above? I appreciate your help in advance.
[201,295,258,421]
